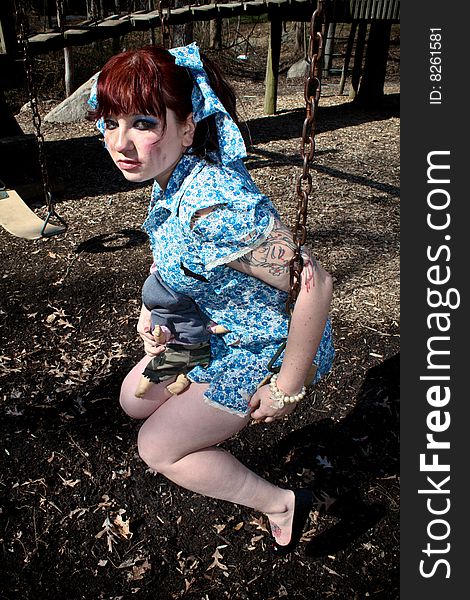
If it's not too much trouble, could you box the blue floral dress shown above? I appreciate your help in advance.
[142,154,334,416]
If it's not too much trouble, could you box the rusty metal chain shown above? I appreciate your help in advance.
[285,0,325,315]
[16,7,53,211]
[267,0,325,373]
[14,2,67,233]
[157,1,173,48]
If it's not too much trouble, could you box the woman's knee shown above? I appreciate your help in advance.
[119,367,153,419]
[137,423,173,473]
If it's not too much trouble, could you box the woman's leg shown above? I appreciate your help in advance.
[119,355,175,419]
[136,382,296,545]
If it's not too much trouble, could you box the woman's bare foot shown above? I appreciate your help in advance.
[266,490,295,546]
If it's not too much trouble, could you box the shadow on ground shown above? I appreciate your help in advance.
[274,353,399,557]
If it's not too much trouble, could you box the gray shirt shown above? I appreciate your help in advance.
[141,271,211,345]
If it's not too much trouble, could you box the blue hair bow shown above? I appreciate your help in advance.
[87,76,105,135]
[169,42,246,165]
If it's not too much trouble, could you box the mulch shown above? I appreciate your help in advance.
[1,41,400,600]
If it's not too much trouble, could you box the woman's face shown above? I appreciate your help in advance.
[103,109,195,188]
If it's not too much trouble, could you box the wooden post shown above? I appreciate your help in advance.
[56,4,74,97]
[209,0,222,49]
[323,21,336,77]
[349,21,367,100]
[264,18,282,115]
[355,20,393,107]
[338,21,357,95]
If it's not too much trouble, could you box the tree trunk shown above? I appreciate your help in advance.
[355,21,392,108]
[209,0,222,50]
[172,0,193,47]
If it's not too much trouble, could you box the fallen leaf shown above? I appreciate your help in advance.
[250,534,264,545]
[316,455,333,469]
[322,565,342,577]
[58,475,81,487]
[113,510,132,539]
[206,547,228,571]
[127,559,151,581]
[249,516,269,533]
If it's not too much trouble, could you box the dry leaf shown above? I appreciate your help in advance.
[95,516,119,552]
[315,491,336,512]
[113,510,132,539]
[206,547,228,571]
[250,534,264,545]
[249,516,269,533]
[322,565,342,577]
[58,475,81,487]
[128,559,151,581]
[316,455,333,469]
[64,507,89,521]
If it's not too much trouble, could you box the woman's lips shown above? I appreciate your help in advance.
[117,159,141,171]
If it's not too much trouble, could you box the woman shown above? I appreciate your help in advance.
[88,42,334,555]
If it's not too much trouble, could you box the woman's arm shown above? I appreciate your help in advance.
[228,219,333,420]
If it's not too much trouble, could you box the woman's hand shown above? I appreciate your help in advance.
[137,304,166,357]
[249,384,298,423]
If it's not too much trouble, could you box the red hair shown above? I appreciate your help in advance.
[88,46,239,157]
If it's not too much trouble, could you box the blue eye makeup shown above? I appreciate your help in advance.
[134,116,160,130]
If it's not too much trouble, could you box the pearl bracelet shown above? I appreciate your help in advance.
[269,373,307,409]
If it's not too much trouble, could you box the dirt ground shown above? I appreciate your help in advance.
[1,27,400,600]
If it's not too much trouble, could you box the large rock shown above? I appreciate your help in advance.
[286,58,309,79]
[44,73,98,123]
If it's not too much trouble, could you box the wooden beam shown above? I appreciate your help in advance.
[25,1,399,57]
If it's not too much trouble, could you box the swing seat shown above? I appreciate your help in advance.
[0,186,66,240]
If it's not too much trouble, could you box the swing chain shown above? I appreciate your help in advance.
[14,1,67,235]
[157,1,173,49]
[286,0,325,315]
[15,4,53,212]
[267,0,325,374]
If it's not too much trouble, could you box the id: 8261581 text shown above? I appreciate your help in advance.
[429,28,442,105]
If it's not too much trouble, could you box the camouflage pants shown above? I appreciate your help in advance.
[142,342,211,384]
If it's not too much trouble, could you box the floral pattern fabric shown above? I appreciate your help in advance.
[142,154,334,416]
[169,42,247,165]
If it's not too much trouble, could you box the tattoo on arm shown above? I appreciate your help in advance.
[237,220,295,279]
[302,254,316,293]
